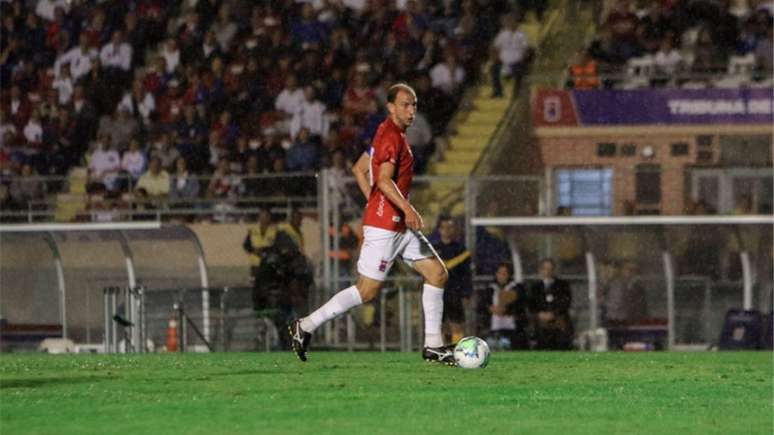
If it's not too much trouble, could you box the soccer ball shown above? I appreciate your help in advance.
[453,336,490,369]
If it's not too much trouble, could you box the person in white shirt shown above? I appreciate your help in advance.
[23,110,43,146]
[118,80,155,126]
[290,86,329,139]
[52,63,74,105]
[54,34,98,82]
[160,38,181,74]
[36,0,68,22]
[100,30,133,72]
[490,14,530,98]
[429,52,466,95]
[275,75,305,116]
[653,37,683,79]
[121,138,147,180]
[89,136,121,189]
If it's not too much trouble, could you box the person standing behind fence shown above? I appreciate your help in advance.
[431,215,472,344]
[603,260,648,326]
[243,206,277,309]
[528,258,574,350]
[477,262,529,350]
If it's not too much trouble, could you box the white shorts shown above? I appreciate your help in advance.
[357,226,438,281]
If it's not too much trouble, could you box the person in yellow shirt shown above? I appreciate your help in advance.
[277,208,304,252]
[135,157,170,197]
[243,206,278,309]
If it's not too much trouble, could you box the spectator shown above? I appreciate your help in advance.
[206,130,227,171]
[136,156,169,198]
[342,70,375,120]
[0,109,17,150]
[603,260,648,326]
[100,30,132,78]
[491,14,530,98]
[478,262,530,350]
[406,111,432,172]
[148,132,178,171]
[211,4,238,52]
[54,33,98,82]
[118,79,156,127]
[291,3,328,47]
[22,109,43,149]
[0,183,22,213]
[528,258,574,350]
[567,49,601,90]
[290,86,329,140]
[160,38,180,74]
[207,158,241,199]
[88,135,120,190]
[5,85,32,131]
[431,215,473,344]
[36,0,69,22]
[51,63,74,105]
[604,0,640,53]
[9,163,45,207]
[168,157,199,207]
[98,106,138,151]
[286,128,320,172]
[275,75,305,118]
[430,51,466,95]
[653,37,684,78]
[121,138,146,181]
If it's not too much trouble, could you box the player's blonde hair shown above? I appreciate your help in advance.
[387,83,416,103]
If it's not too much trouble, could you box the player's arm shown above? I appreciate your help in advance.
[351,151,371,199]
[376,161,423,230]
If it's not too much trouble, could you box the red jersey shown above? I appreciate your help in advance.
[363,117,414,232]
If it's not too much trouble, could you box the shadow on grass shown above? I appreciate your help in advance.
[0,376,110,389]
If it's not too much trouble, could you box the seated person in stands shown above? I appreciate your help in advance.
[603,260,648,327]
[567,49,600,90]
[528,258,574,350]
[477,262,529,350]
[136,156,170,198]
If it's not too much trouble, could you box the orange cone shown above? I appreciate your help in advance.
[166,315,178,352]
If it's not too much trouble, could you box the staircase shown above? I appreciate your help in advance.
[416,10,561,219]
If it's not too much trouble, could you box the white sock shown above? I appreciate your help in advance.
[300,285,362,333]
[422,283,444,348]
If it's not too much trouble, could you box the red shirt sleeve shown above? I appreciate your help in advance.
[373,130,398,166]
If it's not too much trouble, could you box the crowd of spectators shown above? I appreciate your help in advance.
[1,0,513,216]
[568,0,773,89]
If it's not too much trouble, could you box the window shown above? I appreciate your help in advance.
[555,168,613,216]
[597,143,616,157]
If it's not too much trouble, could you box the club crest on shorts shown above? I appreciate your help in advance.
[378,260,388,272]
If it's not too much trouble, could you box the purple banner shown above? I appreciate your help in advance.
[571,88,773,125]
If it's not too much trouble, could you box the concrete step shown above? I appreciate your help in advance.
[449,136,487,151]
[444,149,484,164]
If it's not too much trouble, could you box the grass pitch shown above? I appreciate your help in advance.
[0,351,771,435]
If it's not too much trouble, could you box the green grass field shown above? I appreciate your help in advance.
[0,351,771,435]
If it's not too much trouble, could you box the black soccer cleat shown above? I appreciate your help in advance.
[289,319,312,362]
[422,344,456,366]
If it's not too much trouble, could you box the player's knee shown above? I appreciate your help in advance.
[355,280,381,303]
[428,266,448,288]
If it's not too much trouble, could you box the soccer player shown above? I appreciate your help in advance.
[289,83,456,365]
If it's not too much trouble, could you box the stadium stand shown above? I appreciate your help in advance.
[0,0,516,221]
[566,0,773,90]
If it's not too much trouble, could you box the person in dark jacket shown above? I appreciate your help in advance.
[477,262,529,350]
[528,258,574,350]
[431,215,472,344]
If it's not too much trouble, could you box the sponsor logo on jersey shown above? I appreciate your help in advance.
[378,260,388,272]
